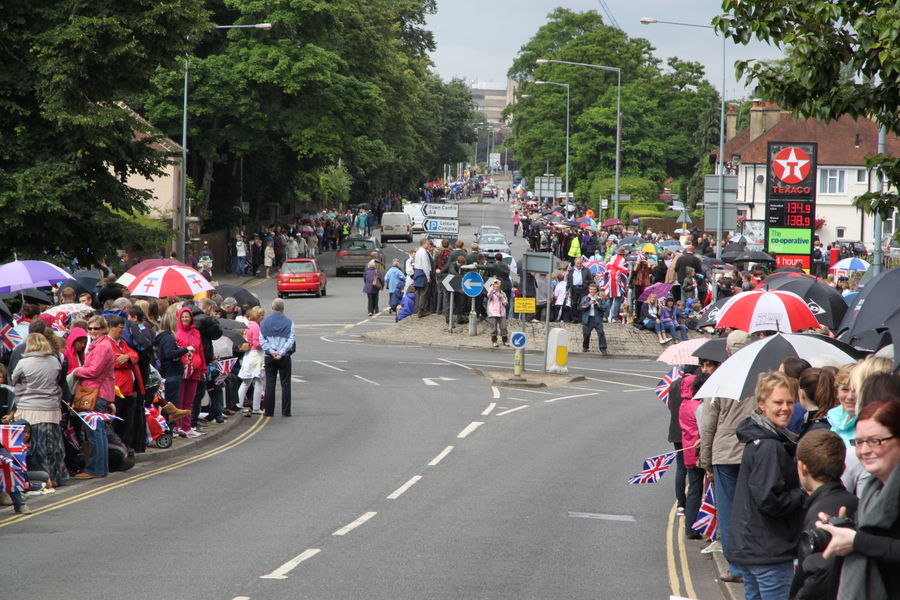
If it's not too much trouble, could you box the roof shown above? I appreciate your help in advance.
[723,113,900,166]
[115,101,182,154]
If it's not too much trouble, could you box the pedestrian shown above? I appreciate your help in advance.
[486,279,508,348]
[362,259,383,316]
[70,316,115,479]
[237,306,266,416]
[513,210,520,237]
[174,307,205,438]
[105,314,144,455]
[264,241,275,278]
[579,282,608,355]
[384,259,405,314]
[413,238,432,318]
[152,311,192,422]
[566,256,592,324]
[680,373,710,540]
[260,298,295,417]
[234,234,247,274]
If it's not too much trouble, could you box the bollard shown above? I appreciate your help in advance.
[513,348,524,379]
[545,327,569,374]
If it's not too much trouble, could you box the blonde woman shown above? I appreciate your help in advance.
[237,306,266,416]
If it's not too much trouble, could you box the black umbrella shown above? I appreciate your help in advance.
[221,329,248,348]
[837,268,900,341]
[721,243,745,261]
[215,284,260,308]
[762,273,848,330]
[0,299,12,323]
[731,250,776,264]
[0,288,54,305]
[772,266,805,274]
[700,256,730,272]
[218,318,248,331]
[692,337,729,364]
[849,329,891,353]
[697,296,733,329]
[72,269,102,289]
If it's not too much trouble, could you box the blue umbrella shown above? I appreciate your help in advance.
[831,257,869,272]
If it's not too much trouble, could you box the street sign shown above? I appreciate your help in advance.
[461,272,484,297]
[534,176,562,199]
[424,218,460,234]
[522,251,554,274]
[514,297,536,313]
[422,203,459,219]
[611,193,632,202]
[442,275,462,292]
[510,332,527,349]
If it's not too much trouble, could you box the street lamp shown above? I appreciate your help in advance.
[533,81,570,201]
[536,58,621,219]
[641,17,727,259]
[179,22,272,262]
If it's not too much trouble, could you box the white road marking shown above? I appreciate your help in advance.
[568,511,636,522]
[422,377,458,386]
[481,402,496,416]
[428,445,454,466]
[333,511,377,536]
[259,548,322,579]
[598,369,666,380]
[584,376,645,388]
[358,319,370,325]
[503,388,556,395]
[313,360,346,372]
[398,362,448,366]
[438,357,473,370]
[491,386,500,399]
[457,421,484,438]
[622,386,658,393]
[353,375,380,386]
[507,397,532,403]
[291,376,306,383]
[496,405,529,417]
[298,359,348,362]
[387,475,422,500]
[233,597,252,600]
[544,392,598,404]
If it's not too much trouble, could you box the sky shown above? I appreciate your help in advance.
[425,0,784,100]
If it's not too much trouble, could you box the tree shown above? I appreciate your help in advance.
[716,1,900,217]
[0,2,208,263]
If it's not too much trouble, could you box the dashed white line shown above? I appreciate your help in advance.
[505,388,556,395]
[428,445,454,466]
[584,376,645,388]
[496,405,529,417]
[438,358,473,370]
[387,475,422,499]
[544,392,599,404]
[491,386,500,399]
[457,421,484,438]
[313,360,346,372]
[568,511,636,522]
[507,397,532,403]
[333,511,377,536]
[481,402,496,416]
[353,375,380,386]
[259,548,321,579]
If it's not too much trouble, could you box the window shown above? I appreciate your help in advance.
[836,226,846,239]
[472,94,485,100]
[819,168,846,194]
[857,168,868,184]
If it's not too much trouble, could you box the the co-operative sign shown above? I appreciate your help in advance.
[424,218,459,235]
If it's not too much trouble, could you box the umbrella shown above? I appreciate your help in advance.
[0,260,72,293]
[0,299,11,323]
[772,266,805,274]
[43,303,96,320]
[619,235,642,245]
[731,250,777,264]
[692,337,729,364]
[730,234,749,245]
[830,257,870,272]
[676,211,693,224]
[849,329,891,353]
[761,273,848,330]
[700,256,730,272]
[297,225,315,234]
[117,258,186,287]
[602,218,623,227]
[548,215,564,223]
[0,288,55,305]
[127,266,214,298]
[216,284,261,308]
[694,333,862,401]
[836,268,900,341]
[577,217,596,226]
[641,243,658,254]
[716,290,820,333]
[638,282,673,302]
[720,244,746,261]
[697,296,733,328]
[882,308,900,371]
[657,337,710,366]
[221,329,248,348]
[217,318,248,331]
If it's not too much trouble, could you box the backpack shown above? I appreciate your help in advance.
[436,249,451,272]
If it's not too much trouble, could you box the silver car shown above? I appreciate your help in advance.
[475,225,502,242]
[479,234,511,257]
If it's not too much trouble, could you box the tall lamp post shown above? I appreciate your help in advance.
[533,81,570,201]
[179,22,272,262]
[641,18,727,259]
[536,59,621,219]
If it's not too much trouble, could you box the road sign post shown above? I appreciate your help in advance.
[461,271,484,337]
[422,204,459,219]
[424,218,460,235]
[510,331,527,380]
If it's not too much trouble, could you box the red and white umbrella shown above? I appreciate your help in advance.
[716,290,820,333]
[127,266,214,298]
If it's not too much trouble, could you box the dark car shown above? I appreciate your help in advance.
[335,236,384,276]
[276,258,327,298]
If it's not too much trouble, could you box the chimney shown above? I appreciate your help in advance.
[749,100,782,142]
[725,105,738,142]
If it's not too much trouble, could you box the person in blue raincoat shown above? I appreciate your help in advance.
[384,259,406,314]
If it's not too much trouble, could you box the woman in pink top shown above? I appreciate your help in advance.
[71,316,115,478]
[175,307,205,437]
[679,373,709,539]
[513,210,521,237]
[237,306,265,416]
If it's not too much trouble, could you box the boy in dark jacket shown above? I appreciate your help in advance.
[790,430,859,600]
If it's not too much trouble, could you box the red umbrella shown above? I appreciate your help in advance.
[602,218,623,227]
[127,266,214,298]
[117,258,186,287]
[716,290,820,333]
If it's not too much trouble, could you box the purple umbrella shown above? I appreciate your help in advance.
[0,260,72,293]
[638,282,673,302]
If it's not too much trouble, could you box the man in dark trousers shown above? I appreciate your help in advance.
[566,256,593,324]
[579,283,608,355]
[260,298,296,417]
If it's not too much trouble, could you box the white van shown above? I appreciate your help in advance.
[380,212,414,243]
[402,203,425,233]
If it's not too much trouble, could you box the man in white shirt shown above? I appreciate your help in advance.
[413,238,433,317]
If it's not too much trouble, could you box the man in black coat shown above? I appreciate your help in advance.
[566,256,593,324]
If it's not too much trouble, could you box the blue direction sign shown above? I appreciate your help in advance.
[510,332,527,349]
[461,272,484,297]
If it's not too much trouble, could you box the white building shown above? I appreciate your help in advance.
[721,102,899,247]
[468,80,516,126]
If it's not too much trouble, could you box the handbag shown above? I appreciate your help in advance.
[372,276,383,290]
[73,384,99,411]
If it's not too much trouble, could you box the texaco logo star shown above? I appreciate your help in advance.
[773,147,811,184]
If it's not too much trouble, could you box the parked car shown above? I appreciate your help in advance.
[479,234,511,257]
[380,212,413,243]
[336,236,383,276]
[276,258,327,298]
[482,185,497,198]
[474,225,503,242]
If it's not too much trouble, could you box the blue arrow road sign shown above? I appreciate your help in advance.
[510,332,527,348]
[461,272,484,297]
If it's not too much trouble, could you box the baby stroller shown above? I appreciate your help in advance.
[143,366,189,449]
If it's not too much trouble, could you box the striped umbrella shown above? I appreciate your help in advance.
[715,290,820,333]
[830,257,869,272]
[127,266,214,298]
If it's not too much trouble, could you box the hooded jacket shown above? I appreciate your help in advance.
[725,413,805,566]
[64,327,88,374]
[827,405,857,447]
[176,307,205,380]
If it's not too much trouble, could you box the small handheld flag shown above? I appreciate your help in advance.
[0,424,27,467]
[0,321,24,352]
[656,366,684,406]
[691,482,718,540]
[627,451,678,484]
[78,411,123,431]
[0,454,27,492]
[213,358,237,385]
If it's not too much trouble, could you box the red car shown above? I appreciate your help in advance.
[276,259,327,298]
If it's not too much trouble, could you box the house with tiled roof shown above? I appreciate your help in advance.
[720,101,899,247]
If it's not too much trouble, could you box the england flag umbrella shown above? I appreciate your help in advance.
[830,257,870,272]
[0,260,72,292]
[715,289,820,333]
[760,273,848,330]
[127,266,214,298]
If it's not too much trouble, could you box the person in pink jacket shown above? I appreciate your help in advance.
[679,373,709,539]
[71,315,115,478]
[175,307,205,437]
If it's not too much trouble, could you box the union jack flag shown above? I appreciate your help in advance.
[691,482,718,540]
[0,424,27,466]
[583,259,607,276]
[0,454,27,492]
[78,411,123,431]
[600,254,629,297]
[655,366,684,406]
[627,451,678,484]
[213,358,237,385]
[0,320,24,352]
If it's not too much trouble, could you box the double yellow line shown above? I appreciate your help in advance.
[0,415,270,529]
[666,502,697,598]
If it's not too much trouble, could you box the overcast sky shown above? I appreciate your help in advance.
[426,0,783,100]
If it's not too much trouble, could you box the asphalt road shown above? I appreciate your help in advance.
[3,197,723,600]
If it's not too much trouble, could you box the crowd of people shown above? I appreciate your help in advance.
[0,281,295,515]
